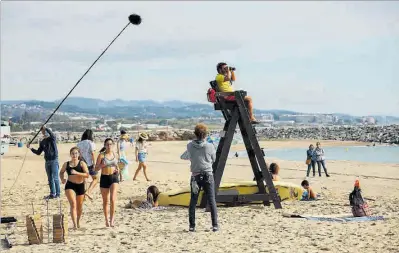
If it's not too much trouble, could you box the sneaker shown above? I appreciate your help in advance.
[44,195,55,200]
[189,227,195,232]
[326,174,330,177]
[212,226,219,232]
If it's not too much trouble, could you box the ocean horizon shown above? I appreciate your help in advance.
[236,145,399,164]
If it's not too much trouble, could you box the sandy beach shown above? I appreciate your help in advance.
[1,140,399,253]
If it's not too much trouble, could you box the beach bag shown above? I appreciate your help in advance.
[351,203,371,217]
[305,159,311,165]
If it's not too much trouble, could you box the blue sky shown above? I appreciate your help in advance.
[1,1,398,116]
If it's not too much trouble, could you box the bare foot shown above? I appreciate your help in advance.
[133,178,137,181]
[105,221,110,227]
[110,219,115,227]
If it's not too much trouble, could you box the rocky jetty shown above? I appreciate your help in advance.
[257,125,399,144]
[10,125,398,145]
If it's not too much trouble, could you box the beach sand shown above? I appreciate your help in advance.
[1,140,399,253]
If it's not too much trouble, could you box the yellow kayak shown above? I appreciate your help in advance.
[158,181,303,207]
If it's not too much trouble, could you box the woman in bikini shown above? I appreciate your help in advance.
[59,147,90,230]
[95,138,120,227]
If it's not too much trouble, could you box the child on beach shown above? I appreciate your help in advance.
[133,133,150,181]
[300,180,317,201]
[269,163,280,181]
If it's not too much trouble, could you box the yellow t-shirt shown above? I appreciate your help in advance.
[215,74,233,92]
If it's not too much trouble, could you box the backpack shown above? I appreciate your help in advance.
[207,88,217,103]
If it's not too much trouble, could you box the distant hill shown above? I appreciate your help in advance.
[2,97,399,123]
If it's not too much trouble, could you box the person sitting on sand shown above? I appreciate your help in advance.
[187,123,218,232]
[269,163,280,181]
[133,133,150,181]
[95,138,120,227]
[128,185,161,210]
[59,147,90,230]
[300,180,317,201]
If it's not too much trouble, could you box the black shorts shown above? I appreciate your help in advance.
[65,181,85,196]
[100,174,119,188]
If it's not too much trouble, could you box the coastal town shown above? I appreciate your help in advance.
[2,102,398,152]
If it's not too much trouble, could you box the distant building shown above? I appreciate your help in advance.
[362,117,376,125]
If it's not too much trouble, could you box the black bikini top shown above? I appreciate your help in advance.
[66,161,84,176]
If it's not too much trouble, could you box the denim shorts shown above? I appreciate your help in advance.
[138,152,147,163]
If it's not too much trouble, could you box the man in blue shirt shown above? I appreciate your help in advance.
[27,126,61,199]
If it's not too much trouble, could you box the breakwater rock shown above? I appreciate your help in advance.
[257,125,399,144]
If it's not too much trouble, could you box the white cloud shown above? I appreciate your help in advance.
[1,1,398,116]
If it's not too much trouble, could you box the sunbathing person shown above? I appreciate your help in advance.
[128,185,161,210]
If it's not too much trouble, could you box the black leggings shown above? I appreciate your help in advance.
[100,174,119,188]
[65,181,85,196]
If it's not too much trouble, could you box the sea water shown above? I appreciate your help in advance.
[264,145,399,164]
[235,145,399,164]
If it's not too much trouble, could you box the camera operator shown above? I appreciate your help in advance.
[215,62,258,124]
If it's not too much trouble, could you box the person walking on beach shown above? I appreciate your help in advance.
[27,126,61,199]
[77,129,97,200]
[314,142,330,177]
[306,144,317,177]
[59,147,90,229]
[117,129,129,182]
[95,138,120,227]
[133,133,150,181]
[187,123,218,232]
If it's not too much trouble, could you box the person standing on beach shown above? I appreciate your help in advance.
[133,133,150,181]
[306,144,316,177]
[95,138,120,227]
[314,142,330,177]
[59,147,90,229]
[117,129,129,182]
[27,126,61,199]
[77,129,97,200]
[187,123,218,232]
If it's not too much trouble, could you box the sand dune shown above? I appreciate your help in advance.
[1,140,398,253]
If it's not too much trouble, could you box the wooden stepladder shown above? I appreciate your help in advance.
[200,87,282,209]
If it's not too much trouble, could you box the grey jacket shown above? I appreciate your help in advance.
[187,140,216,174]
[314,147,325,161]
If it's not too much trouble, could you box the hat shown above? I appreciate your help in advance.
[120,133,129,140]
[139,133,148,140]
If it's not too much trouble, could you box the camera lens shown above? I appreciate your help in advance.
[229,67,236,71]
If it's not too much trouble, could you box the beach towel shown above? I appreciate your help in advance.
[283,213,384,222]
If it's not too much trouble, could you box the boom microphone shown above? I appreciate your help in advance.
[129,14,142,25]
[28,13,141,145]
